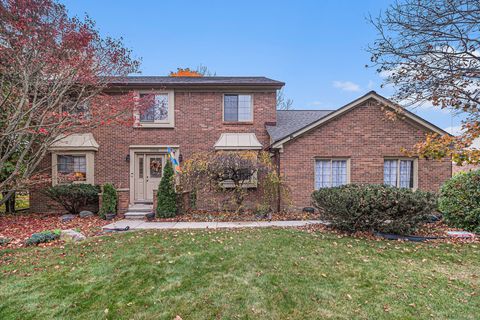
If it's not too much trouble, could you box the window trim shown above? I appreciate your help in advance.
[222,93,254,123]
[314,158,351,189]
[51,151,95,185]
[134,90,175,128]
[383,157,418,189]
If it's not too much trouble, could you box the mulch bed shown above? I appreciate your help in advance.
[299,221,479,244]
[152,210,320,222]
[0,213,117,249]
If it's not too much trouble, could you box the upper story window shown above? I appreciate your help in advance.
[62,100,91,119]
[223,94,253,122]
[315,159,350,189]
[140,93,168,122]
[384,158,417,189]
[136,91,175,128]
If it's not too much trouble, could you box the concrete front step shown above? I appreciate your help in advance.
[125,212,151,219]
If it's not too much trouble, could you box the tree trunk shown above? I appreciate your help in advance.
[2,191,16,214]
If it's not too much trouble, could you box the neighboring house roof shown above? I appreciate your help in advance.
[106,76,285,89]
[269,91,450,149]
[266,110,334,143]
[214,133,263,150]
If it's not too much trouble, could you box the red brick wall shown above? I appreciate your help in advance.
[30,89,277,213]
[452,163,479,175]
[279,99,452,210]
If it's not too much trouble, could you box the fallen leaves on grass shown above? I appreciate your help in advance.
[152,210,319,222]
[0,213,115,249]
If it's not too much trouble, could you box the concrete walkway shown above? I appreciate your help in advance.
[103,219,326,231]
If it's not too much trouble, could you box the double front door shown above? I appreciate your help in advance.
[134,153,165,202]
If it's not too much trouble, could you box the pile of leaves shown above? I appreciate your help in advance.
[0,214,114,249]
[152,210,319,222]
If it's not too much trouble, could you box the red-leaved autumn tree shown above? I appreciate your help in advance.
[0,0,140,206]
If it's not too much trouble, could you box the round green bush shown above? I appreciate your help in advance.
[438,170,480,233]
[312,184,437,234]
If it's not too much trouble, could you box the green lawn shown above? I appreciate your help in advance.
[0,229,478,320]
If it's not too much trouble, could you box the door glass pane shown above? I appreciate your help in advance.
[138,157,144,178]
[149,157,163,178]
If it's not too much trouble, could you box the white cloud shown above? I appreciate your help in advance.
[333,81,361,92]
[444,125,464,136]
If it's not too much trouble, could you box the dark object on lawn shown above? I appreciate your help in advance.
[79,210,94,218]
[426,213,442,223]
[105,213,116,220]
[145,212,155,221]
[103,226,130,232]
[60,214,76,223]
[374,232,442,242]
[302,207,315,214]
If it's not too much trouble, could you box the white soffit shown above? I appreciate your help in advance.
[50,133,99,151]
[214,133,263,150]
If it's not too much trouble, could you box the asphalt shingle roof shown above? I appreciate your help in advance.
[106,76,284,87]
[266,110,334,143]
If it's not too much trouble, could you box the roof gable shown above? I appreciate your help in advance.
[270,91,449,149]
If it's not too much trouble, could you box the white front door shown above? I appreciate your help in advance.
[134,153,165,202]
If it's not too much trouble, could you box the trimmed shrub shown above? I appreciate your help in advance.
[156,159,177,218]
[312,184,437,234]
[99,183,118,218]
[0,237,11,246]
[25,230,60,246]
[44,184,99,214]
[439,170,480,233]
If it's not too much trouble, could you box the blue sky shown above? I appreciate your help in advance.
[63,0,463,133]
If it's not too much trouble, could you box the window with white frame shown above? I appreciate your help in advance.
[384,159,416,188]
[315,159,349,189]
[140,93,168,122]
[223,94,253,122]
[136,91,174,127]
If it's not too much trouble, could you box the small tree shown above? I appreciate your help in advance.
[156,159,177,218]
[99,183,117,218]
[207,152,259,212]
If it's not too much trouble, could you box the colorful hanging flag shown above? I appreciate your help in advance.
[167,147,181,173]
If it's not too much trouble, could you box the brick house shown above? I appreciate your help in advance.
[29,77,452,215]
